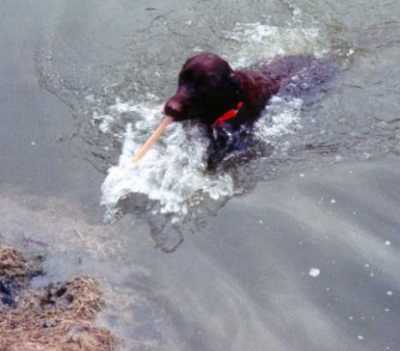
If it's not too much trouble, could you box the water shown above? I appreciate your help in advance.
[83,16,340,226]
[1,0,400,350]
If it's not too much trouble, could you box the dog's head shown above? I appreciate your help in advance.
[132,53,242,163]
[164,52,241,124]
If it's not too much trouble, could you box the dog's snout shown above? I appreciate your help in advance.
[164,99,183,118]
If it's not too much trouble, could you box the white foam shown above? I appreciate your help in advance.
[93,112,114,133]
[92,96,162,134]
[255,96,303,140]
[100,100,234,219]
[224,22,328,68]
[100,94,303,219]
[309,268,321,277]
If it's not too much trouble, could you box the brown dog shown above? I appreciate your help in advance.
[164,52,279,128]
[133,52,334,168]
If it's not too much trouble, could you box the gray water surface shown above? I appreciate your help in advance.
[1,1,400,350]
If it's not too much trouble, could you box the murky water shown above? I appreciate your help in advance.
[1,0,400,350]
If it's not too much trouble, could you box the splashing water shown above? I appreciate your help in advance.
[255,96,303,139]
[100,96,302,220]
[99,20,330,221]
[224,22,328,68]
[101,101,234,220]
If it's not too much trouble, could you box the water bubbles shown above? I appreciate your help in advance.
[224,22,328,68]
[309,267,321,277]
[100,102,234,219]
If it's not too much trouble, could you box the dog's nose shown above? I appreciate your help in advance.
[164,99,183,118]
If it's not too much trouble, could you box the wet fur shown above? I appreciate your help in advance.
[164,52,335,168]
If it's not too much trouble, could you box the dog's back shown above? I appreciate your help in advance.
[207,55,337,169]
[261,55,337,97]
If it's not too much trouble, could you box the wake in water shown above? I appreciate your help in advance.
[98,18,333,227]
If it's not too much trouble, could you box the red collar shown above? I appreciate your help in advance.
[212,101,244,127]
